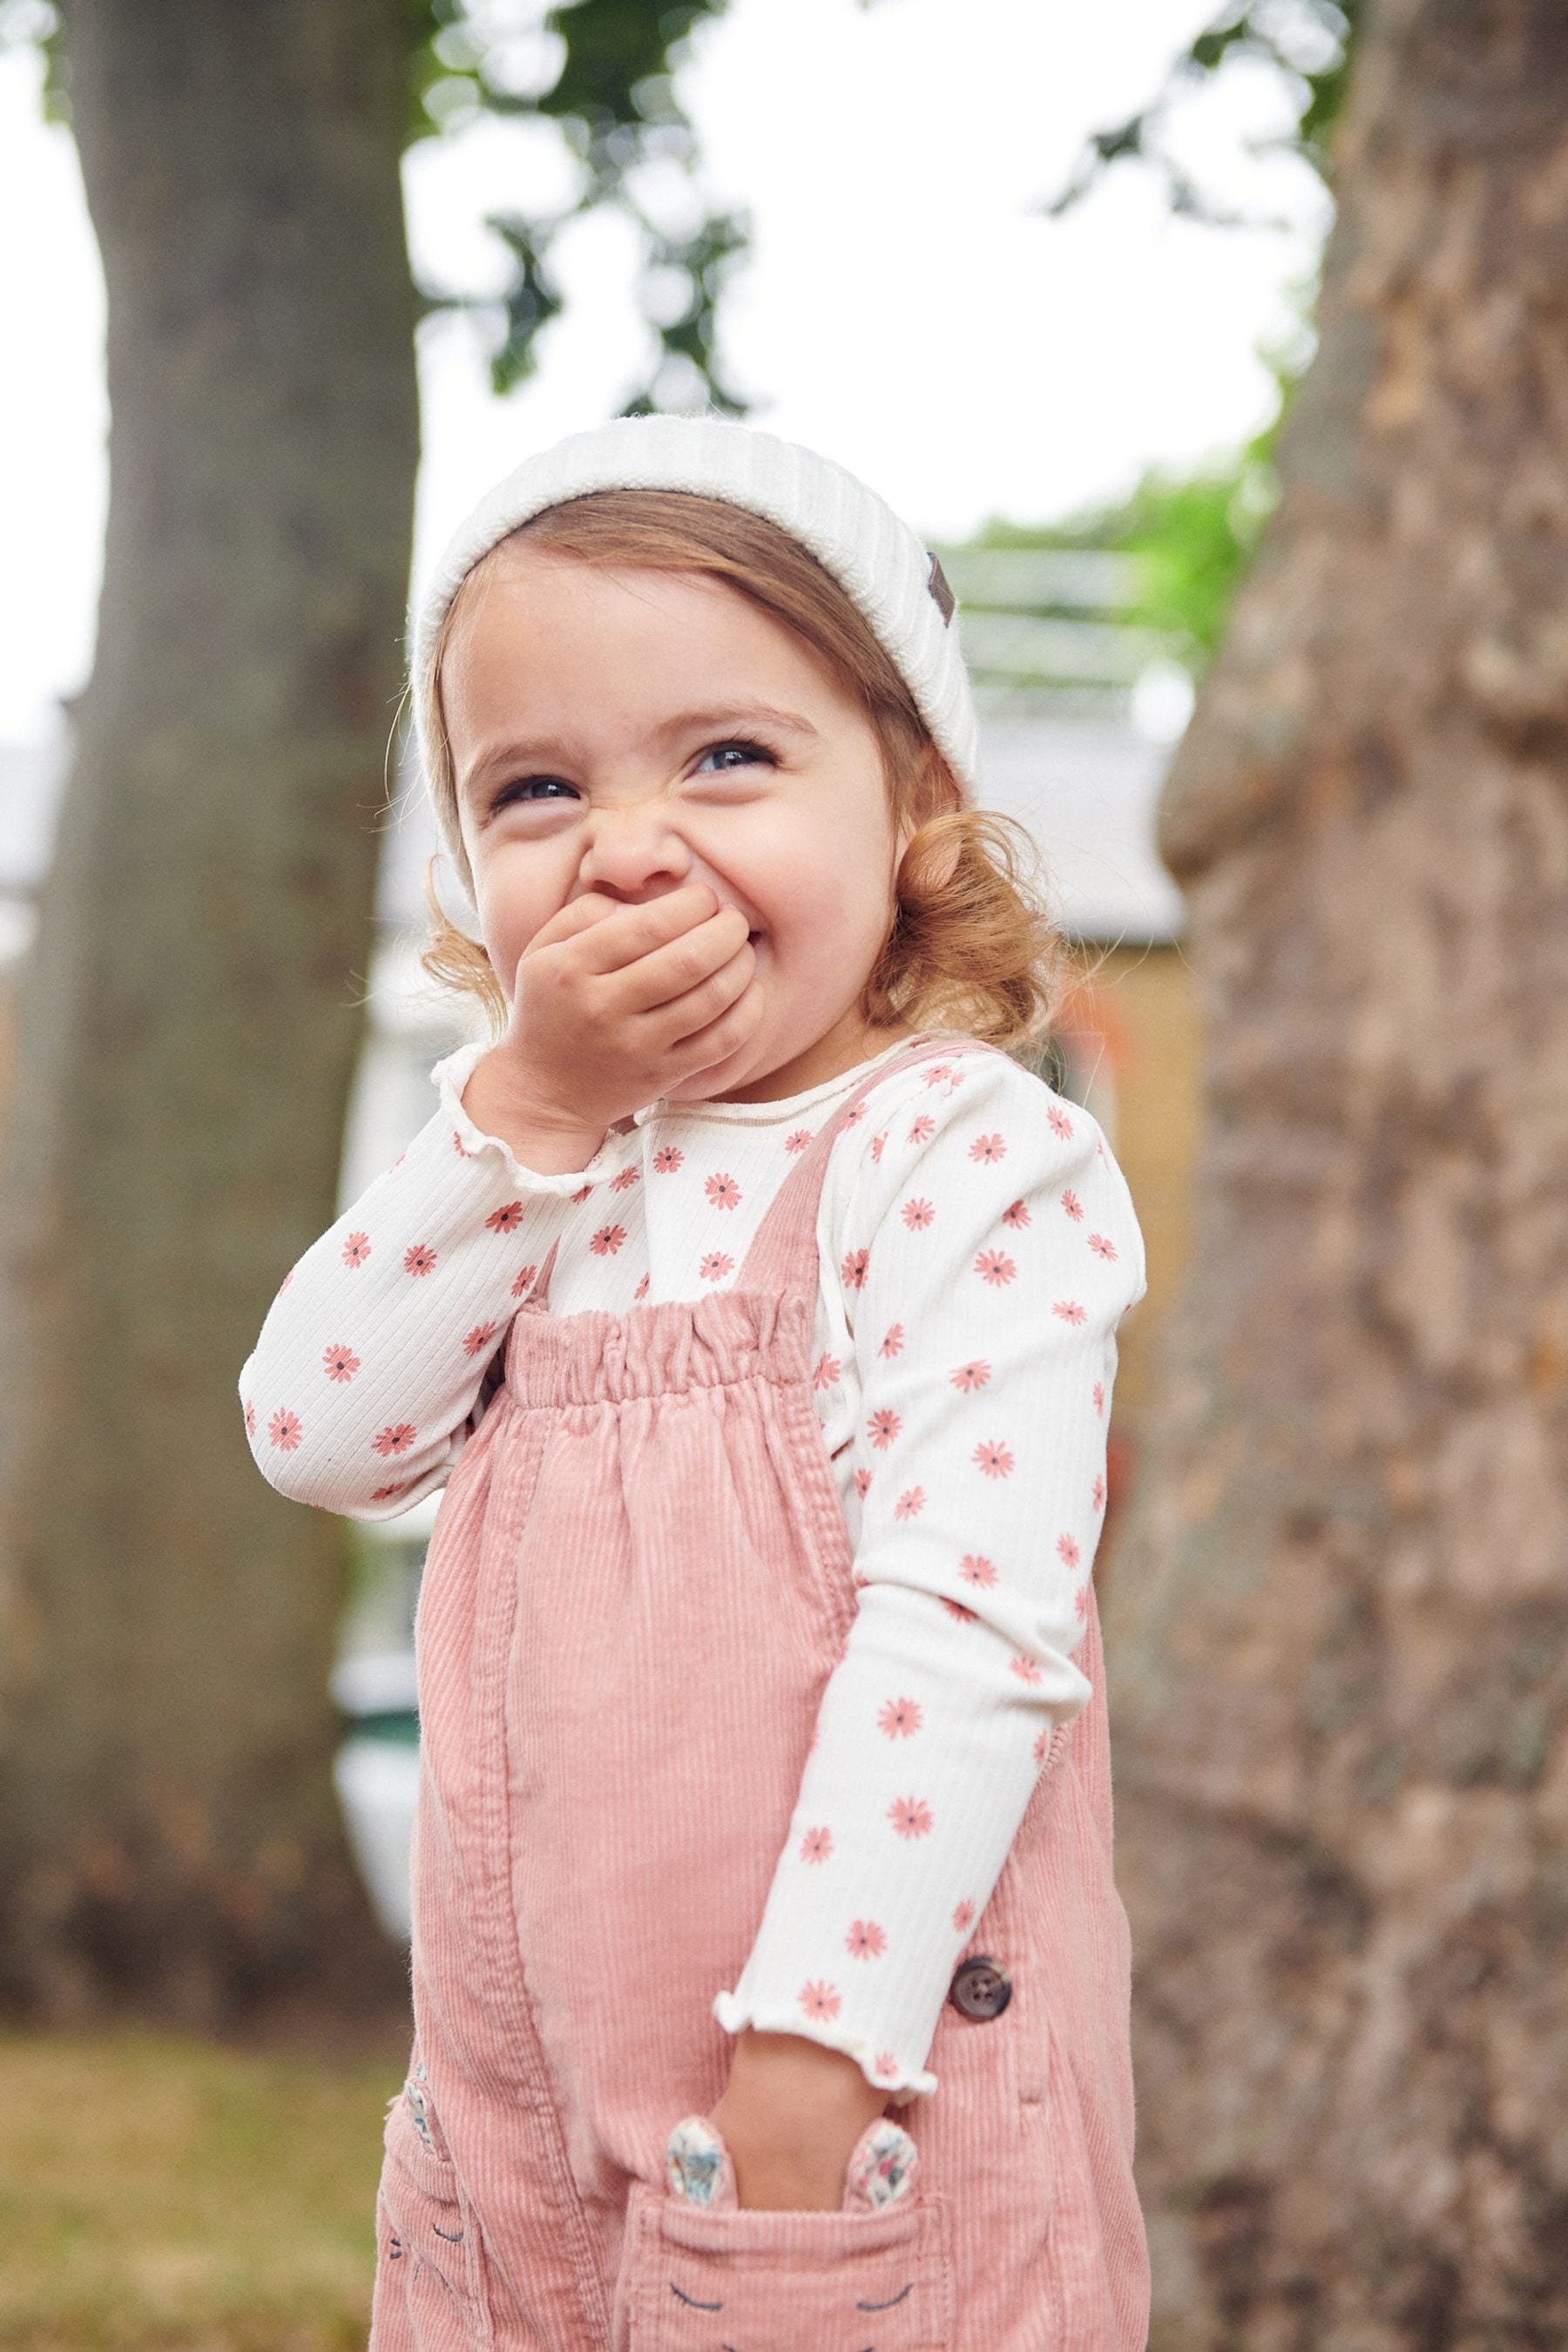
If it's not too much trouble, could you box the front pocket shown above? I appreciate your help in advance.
[614,2177,952,2350]
[375,2091,493,2349]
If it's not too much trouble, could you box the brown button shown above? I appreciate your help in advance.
[948,1955,1011,2020]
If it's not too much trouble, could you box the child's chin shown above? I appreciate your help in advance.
[662,1051,747,1104]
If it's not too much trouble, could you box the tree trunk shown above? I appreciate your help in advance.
[0,0,419,2024]
[1104,0,1568,2339]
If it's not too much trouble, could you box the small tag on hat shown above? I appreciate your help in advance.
[926,551,956,624]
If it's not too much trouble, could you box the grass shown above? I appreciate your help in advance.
[0,2027,409,2350]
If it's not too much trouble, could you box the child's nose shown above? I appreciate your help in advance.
[577,801,699,896]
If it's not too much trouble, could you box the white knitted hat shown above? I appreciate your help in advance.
[408,414,977,906]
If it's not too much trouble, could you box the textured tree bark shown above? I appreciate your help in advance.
[1104,0,1568,2339]
[0,0,419,2021]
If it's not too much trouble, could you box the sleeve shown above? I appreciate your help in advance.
[237,1040,619,1519]
[711,1047,1148,2101]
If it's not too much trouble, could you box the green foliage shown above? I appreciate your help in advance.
[1042,0,1362,224]
[406,0,749,412]
[963,292,1316,672]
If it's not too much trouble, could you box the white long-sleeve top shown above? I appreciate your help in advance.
[240,1026,1147,2101]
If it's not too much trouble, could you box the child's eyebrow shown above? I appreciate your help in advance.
[459,703,821,795]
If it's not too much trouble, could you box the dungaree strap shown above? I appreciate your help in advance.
[736,1032,993,1300]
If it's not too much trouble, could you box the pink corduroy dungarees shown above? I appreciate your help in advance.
[368,1032,1150,2352]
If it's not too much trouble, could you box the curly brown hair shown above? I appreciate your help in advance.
[416,486,1078,1058]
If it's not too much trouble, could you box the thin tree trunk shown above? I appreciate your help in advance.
[0,0,419,2023]
[1105,0,1568,2339]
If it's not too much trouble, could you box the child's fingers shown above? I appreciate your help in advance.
[648,946,763,1065]
[564,882,727,979]
[607,903,753,1012]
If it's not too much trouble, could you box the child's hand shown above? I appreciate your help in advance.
[706,2028,890,2212]
[472,882,764,1148]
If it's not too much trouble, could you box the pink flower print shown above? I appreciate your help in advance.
[888,1796,934,1841]
[1047,1103,1075,1139]
[373,1423,417,1458]
[800,1827,834,1864]
[879,1323,905,1359]
[875,2051,901,2079]
[1009,1653,1044,1685]
[590,1222,627,1256]
[952,1899,976,1935]
[634,1272,651,1301]
[846,1100,868,1125]
[463,1322,499,1357]
[451,1129,471,1158]
[485,1202,524,1234]
[652,1146,684,1175]
[975,1248,1017,1288]
[705,1172,742,1211]
[389,1152,406,1173]
[1076,1578,1092,1621]
[799,1980,842,2022]
[878,1696,923,1740]
[1001,1197,1031,1231]
[403,1243,438,1278]
[569,1183,592,1206]
[960,1552,998,1587]
[698,1251,734,1283]
[243,1400,258,1437]
[894,1486,926,1520]
[323,1344,361,1384]
[1033,1728,1051,1767]
[1087,1232,1119,1261]
[923,1063,956,1089]
[1092,1380,1105,1414]
[847,1919,888,1961]
[942,1597,978,1624]
[1092,1472,1106,1511]
[276,1269,294,1295]
[902,1195,935,1232]
[268,1408,302,1451]
[841,1247,869,1289]
[970,1132,1007,1166]
[1060,1187,1085,1222]
[908,1113,936,1146]
[853,1467,873,1499]
[868,1409,902,1451]
[1057,1531,1082,1570]
[371,1482,406,1503]
[609,1164,641,1193]
[813,1351,841,1389]
[510,1262,539,1299]
[974,1438,1016,1480]
[870,1128,889,1163]
[785,1127,813,1154]
[950,1358,990,1393]
[341,1231,371,1269]
[1052,1299,1088,1327]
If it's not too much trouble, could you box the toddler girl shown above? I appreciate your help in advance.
[241,416,1151,2350]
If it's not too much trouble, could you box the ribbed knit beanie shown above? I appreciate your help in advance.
[408,415,977,914]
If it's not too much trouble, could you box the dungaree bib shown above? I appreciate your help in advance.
[368,1031,1150,2352]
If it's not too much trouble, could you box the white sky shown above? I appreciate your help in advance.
[0,0,1329,743]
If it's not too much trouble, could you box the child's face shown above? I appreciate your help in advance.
[442,545,918,1103]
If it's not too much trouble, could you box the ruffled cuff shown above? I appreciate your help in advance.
[431,1041,632,1194]
[711,1987,938,2107]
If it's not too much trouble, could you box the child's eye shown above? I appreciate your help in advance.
[490,776,576,811]
[693,739,776,775]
